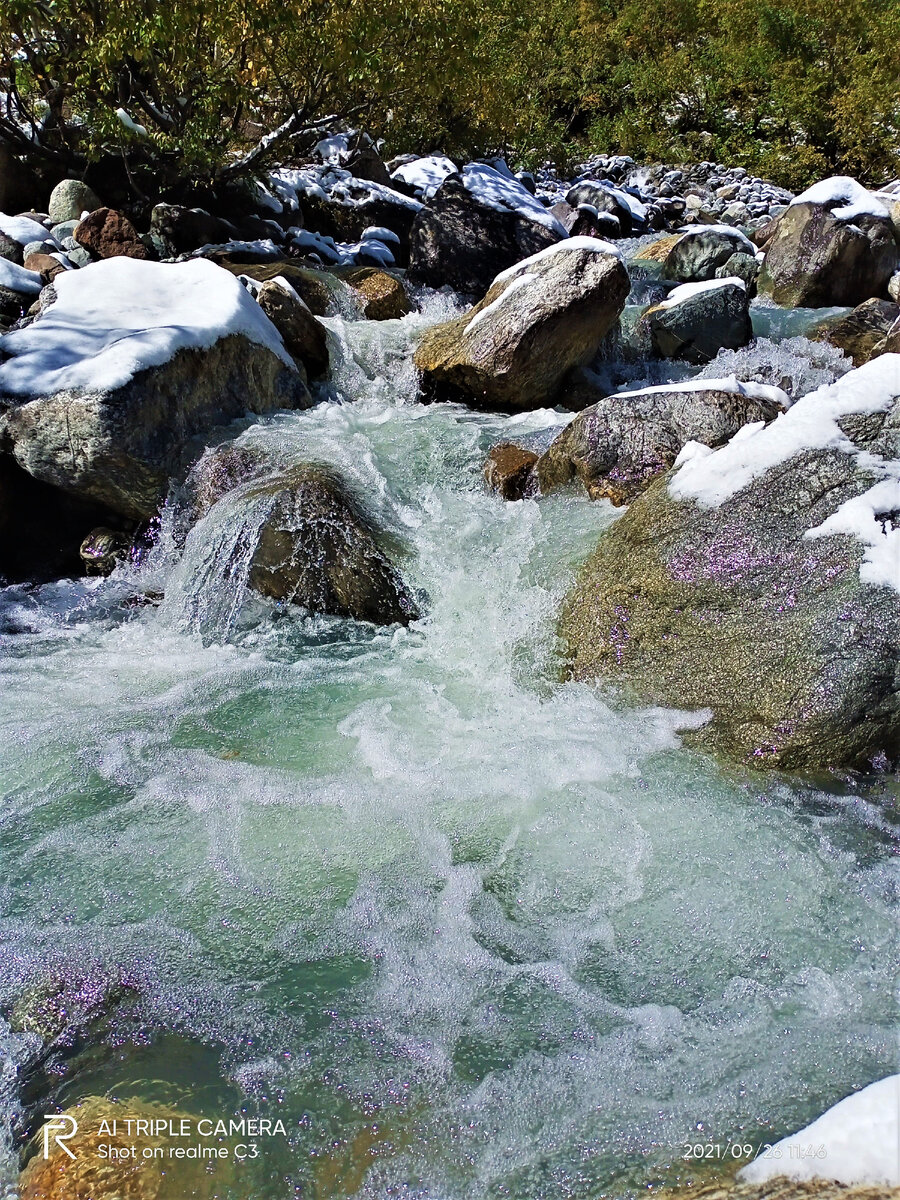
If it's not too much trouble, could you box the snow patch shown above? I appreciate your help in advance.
[464,273,537,334]
[0,258,42,295]
[806,476,900,591]
[0,257,295,397]
[391,155,457,200]
[461,163,568,237]
[739,1075,900,1187]
[492,235,622,288]
[0,213,57,247]
[115,108,148,137]
[615,374,789,408]
[790,176,890,222]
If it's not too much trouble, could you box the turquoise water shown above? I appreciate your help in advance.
[0,304,896,1199]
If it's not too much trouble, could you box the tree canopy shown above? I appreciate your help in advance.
[1,0,897,199]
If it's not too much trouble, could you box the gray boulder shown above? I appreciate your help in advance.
[408,163,566,295]
[662,225,757,282]
[537,378,784,504]
[560,356,900,770]
[0,258,310,518]
[715,251,759,296]
[414,237,630,410]
[639,278,753,363]
[759,179,899,307]
[565,181,634,235]
[47,179,102,225]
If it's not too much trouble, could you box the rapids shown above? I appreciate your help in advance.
[0,286,896,1199]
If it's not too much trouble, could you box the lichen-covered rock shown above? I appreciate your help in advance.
[640,278,753,363]
[538,378,784,504]
[242,467,420,625]
[47,178,102,225]
[759,179,900,307]
[662,226,758,282]
[0,259,309,518]
[483,442,539,499]
[560,356,900,770]
[415,238,629,411]
[408,163,566,295]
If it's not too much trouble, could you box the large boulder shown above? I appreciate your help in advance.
[408,163,567,295]
[201,466,420,626]
[759,178,900,307]
[661,225,758,282]
[565,180,637,235]
[47,178,102,224]
[639,277,753,363]
[537,376,785,504]
[0,258,309,518]
[74,206,153,260]
[414,237,630,411]
[560,356,900,770]
[821,298,900,365]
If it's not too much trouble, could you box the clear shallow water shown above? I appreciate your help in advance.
[0,300,896,1199]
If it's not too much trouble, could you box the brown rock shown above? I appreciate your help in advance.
[23,251,67,283]
[340,266,411,319]
[631,234,682,264]
[820,297,900,365]
[214,257,341,316]
[74,207,152,260]
[483,443,539,500]
[256,278,329,377]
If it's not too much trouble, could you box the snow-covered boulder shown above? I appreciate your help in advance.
[565,180,644,236]
[0,258,310,518]
[739,1075,899,1188]
[537,376,785,504]
[661,224,758,282]
[760,177,900,307]
[414,238,630,411]
[560,355,900,770]
[640,277,753,363]
[390,155,457,200]
[408,163,567,295]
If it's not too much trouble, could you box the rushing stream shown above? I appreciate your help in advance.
[0,281,896,1199]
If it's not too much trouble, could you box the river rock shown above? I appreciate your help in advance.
[240,467,420,625]
[662,225,758,282]
[74,206,152,260]
[565,180,634,235]
[821,298,900,365]
[759,178,900,307]
[22,251,66,283]
[560,356,900,770]
[537,378,785,503]
[0,258,310,519]
[255,278,329,377]
[47,178,102,224]
[483,442,539,500]
[415,237,630,411]
[408,163,566,295]
[715,251,759,295]
[633,234,682,264]
[340,266,411,319]
[0,230,23,265]
[79,526,133,574]
[640,278,753,363]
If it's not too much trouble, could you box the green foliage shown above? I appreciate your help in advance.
[0,0,896,197]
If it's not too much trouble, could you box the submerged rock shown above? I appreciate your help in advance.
[760,178,900,307]
[483,442,539,500]
[538,378,784,504]
[415,237,630,411]
[560,356,900,770]
[243,468,420,626]
[640,277,753,363]
[408,163,566,295]
[0,258,310,519]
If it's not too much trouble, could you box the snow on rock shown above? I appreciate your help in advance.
[739,1075,900,1187]
[656,276,746,309]
[790,176,891,222]
[677,223,757,254]
[390,155,457,199]
[460,163,568,237]
[615,374,789,408]
[0,213,57,247]
[0,257,295,397]
[493,234,623,284]
[115,108,148,137]
[0,257,42,295]
[669,354,900,591]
